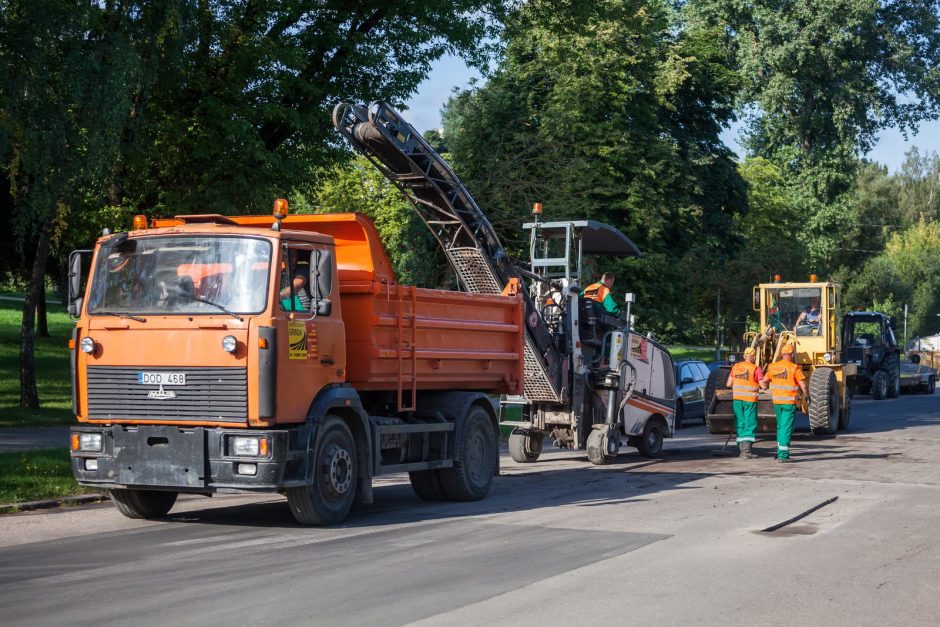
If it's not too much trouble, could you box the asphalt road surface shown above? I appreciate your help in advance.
[3,392,940,626]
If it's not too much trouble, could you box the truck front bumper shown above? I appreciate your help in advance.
[70,424,308,493]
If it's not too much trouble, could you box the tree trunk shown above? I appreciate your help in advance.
[20,218,54,408]
[37,289,49,338]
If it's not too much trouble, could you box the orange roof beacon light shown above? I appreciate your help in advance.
[773,274,782,283]
[809,273,818,282]
[272,198,289,230]
[133,214,148,231]
[532,202,543,225]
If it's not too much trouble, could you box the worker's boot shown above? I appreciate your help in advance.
[739,441,754,459]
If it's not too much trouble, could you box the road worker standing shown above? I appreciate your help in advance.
[761,342,808,463]
[582,272,620,315]
[726,347,763,459]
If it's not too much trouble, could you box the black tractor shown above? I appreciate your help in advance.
[842,311,901,400]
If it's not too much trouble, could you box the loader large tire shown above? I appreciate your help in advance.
[703,368,727,418]
[809,368,839,435]
[884,353,901,398]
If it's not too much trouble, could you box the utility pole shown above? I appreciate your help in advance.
[716,289,721,361]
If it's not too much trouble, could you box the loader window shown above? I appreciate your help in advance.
[766,287,822,332]
[87,236,271,315]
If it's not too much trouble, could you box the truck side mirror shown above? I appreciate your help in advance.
[67,249,92,317]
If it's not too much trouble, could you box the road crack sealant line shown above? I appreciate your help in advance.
[761,496,838,533]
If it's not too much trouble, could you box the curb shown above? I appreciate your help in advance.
[0,493,109,514]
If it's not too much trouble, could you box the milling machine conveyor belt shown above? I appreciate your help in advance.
[333,101,562,403]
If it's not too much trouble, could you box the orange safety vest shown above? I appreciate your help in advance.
[730,361,760,402]
[583,282,610,304]
[767,360,804,405]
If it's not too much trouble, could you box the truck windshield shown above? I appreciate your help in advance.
[87,236,271,316]
[766,287,822,332]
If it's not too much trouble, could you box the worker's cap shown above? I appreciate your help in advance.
[781,343,795,354]
[743,347,756,356]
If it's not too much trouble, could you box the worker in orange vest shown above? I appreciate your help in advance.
[725,346,763,459]
[582,272,620,315]
[760,342,808,462]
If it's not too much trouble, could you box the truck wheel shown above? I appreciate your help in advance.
[809,368,839,435]
[439,405,497,501]
[586,428,618,465]
[838,386,852,431]
[885,353,901,398]
[636,417,665,458]
[871,370,889,400]
[287,415,358,526]
[109,488,178,519]
[508,428,543,463]
[409,470,446,501]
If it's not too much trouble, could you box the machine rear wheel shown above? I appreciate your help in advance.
[809,368,839,435]
[885,353,901,398]
[508,428,543,463]
[109,488,177,519]
[871,370,889,400]
[636,418,665,458]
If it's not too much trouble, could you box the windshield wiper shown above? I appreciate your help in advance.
[97,311,147,323]
[182,294,243,321]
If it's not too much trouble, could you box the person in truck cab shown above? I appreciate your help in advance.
[279,250,312,311]
[582,272,620,316]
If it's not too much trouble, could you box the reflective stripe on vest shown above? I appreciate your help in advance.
[731,362,759,402]
[768,361,800,405]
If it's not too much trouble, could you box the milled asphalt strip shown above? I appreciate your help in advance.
[761,496,839,533]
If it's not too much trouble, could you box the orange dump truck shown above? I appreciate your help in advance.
[66,207,523,525]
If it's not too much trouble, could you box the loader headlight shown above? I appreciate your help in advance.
[823,352,832,363]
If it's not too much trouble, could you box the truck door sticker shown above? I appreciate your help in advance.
[288,321,308,359]
[307,325,318,359]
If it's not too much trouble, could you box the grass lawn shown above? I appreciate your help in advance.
[0,301,75,427]
[0,448,95,506]
[668,345,723,363]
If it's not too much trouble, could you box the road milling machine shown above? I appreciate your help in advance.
[333,101,676,466]
[705,277,856,436]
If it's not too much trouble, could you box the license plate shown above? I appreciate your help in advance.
[138,372,187,386]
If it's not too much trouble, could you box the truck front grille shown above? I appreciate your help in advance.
[86,366,248,422]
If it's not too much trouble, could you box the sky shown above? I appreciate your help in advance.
[403,54,938,173]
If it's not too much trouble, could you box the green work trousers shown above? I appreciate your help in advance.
[733,400,757,444]
[774,403,797,459]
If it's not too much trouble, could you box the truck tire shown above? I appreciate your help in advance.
[109,488,178,519]
[871,370,889,400]
[809,368,839,435]
[287,415,358,526]
[508,428,543,463]
[885,353,901,398]
[636,417,665,458]
[409,470,446,501]
[703,369,727,418]
[586,428,618,465]
[439,405,497,501]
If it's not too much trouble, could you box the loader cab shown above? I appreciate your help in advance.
[754,280,843,365]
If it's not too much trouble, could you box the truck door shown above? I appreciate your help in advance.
[273,242,345,422]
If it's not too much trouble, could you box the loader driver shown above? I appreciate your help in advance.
[582,272,620,316]
[795,298,821,334]
[760,342,808,463]
[726,347,763,459]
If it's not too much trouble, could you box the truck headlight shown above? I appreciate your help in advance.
[231,436,269,457]
[79,433,102,452]
[222,335,237,353]
[80,337,95,353]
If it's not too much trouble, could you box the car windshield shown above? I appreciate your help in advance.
[767,287,822,332]
[87,236,271,316]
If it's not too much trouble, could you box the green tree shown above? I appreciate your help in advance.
[442,0,747,341]
[689,0,940,202]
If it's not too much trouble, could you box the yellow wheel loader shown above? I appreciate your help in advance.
[705,278,856,436]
